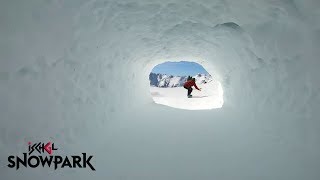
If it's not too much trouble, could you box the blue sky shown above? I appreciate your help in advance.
[151,61,209,76]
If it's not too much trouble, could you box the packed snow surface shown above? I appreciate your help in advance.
[150,78,223,110]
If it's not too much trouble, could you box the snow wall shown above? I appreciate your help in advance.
[1,0,320,179]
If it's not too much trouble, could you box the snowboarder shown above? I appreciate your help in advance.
[183,77,201,98]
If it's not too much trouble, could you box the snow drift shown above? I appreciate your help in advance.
[0,0,320,180]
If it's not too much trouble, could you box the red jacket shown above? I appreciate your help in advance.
[184,80,200,90]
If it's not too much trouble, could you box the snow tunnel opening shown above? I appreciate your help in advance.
[149,61,224,110]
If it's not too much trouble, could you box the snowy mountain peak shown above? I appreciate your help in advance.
[149,73,212,87]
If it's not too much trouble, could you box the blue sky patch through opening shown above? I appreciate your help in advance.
[151,61,209,76]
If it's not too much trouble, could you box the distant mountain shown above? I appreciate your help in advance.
[149,73,212,87]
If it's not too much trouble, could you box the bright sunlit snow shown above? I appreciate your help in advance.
[150,78,223,110]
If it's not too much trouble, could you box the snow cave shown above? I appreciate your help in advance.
[1,0,320,180]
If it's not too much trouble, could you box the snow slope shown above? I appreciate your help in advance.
[1,0,320,180]
[150,79,223,110]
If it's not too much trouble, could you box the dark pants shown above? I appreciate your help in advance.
[184,86,193,96]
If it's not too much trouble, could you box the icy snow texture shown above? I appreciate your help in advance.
[0,0,320,180]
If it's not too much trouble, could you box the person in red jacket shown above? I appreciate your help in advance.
[183,78,201,98]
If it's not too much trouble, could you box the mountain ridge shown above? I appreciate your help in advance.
[149,73,212,88]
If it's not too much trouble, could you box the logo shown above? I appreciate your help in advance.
[7,141,95,171]
[28,142,57,155]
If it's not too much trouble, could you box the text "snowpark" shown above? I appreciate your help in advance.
[7,142,96,171]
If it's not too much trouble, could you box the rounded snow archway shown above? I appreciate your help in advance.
[149,61,224,110]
